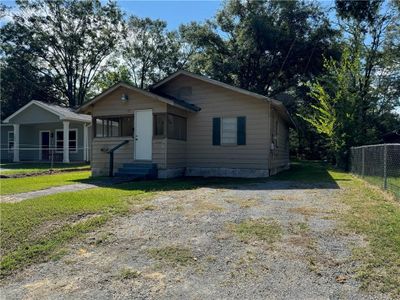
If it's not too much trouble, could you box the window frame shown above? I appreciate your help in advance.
[55,128,78,153]
[8,131,14,153]
[153,113,167,139]
[221,117,238,146]
[167,113,187,141]
[94,115,133,138]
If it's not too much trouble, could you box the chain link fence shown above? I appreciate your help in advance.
[350,144,400,199]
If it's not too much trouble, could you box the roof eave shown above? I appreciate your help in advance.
[78,82,200,113]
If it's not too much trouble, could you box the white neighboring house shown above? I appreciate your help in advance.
[1,100,91,163]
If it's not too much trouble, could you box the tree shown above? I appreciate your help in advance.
[180,0,339,96]
[121,16,189,89]
[1,0,123,107]
[335,0,400,137]
[299,47,363,166]
[0,52,60,119]
[87,63,132,99]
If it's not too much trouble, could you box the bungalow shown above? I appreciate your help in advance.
[78,70,293,178]
[1,100,91,163]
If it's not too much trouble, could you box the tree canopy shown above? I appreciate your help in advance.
[1,0,123,108]
[1,0,398,163]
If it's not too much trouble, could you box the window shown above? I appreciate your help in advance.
[95,116,133,138]
[8,131,14,153]
[55,129,78,153]
[154,114,166,137]
[167,114,187,141]
[213,116,246,146]
[221,117,237,145]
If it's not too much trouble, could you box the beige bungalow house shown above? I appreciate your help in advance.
[2,100,91,163]
[78,71,293,178]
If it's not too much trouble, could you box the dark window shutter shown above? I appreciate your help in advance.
[212,117,221,145]
[237,116,246,145]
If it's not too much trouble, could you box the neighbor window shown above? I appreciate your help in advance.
[55,129,78,153]
[167,114,187,141]
[221,117,237,145]
[95,116,133,138]
[8,131,14,153]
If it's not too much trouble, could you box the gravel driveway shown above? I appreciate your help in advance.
[0,181,389,299]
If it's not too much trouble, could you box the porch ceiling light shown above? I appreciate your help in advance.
[121,93,129,103]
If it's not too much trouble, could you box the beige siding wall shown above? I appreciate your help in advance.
[91,137,166,176]
[88,87,167,116]
[91,137,134,176]
[166,139,186,168]
[157,75,271,170]
[88,87,168,175]
[153,138,167,169]
[270,109,290,170]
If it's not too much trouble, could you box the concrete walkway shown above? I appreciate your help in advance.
[1,177,137,204]
[1,183,97,203]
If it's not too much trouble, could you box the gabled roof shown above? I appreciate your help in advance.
[151,70,294,126]
[3,100,91,123]
[77,82,201,113]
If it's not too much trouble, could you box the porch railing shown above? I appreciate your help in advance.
[108,140,129,177]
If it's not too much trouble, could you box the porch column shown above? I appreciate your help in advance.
[63,121,70,163]
[13,124,20,162]
[83,124,88,162]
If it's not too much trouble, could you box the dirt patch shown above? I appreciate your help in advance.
[0,181,389,299]
[0,167,90,178]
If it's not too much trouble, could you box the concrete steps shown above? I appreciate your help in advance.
[114,163,157,179]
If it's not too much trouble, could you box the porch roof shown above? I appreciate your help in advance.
[3,100,91,124]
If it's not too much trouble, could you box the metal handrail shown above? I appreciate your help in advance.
[108,140,129,177]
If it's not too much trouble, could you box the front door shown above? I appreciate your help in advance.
[40,131,50,160]
[134,109,153,160]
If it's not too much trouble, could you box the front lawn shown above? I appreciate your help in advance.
[0,179,202,277]
[332,171,400,296]
[0,171,92,195]
[0,162,90,175]
[281,162,400,296]
[0,184,148,276]
[0,162,399,297]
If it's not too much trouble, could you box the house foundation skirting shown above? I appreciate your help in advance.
[185,167,270,178]
[158,168,185,179]
[269,164,290,176]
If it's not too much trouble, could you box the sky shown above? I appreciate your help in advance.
[0,0,224,29]
[117,0,223,29]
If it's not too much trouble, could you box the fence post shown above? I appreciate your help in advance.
[383,144,387,190]
[361,147,365,177]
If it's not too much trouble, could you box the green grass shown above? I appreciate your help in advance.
[0,161,398,297]
[118,267,141,280]
[0,162,90,175]
[230,218,283,244]
[281,161,400,297]
[0,183,151,276]
[0,178,214,276]
[328,170,400,297]
[147,246,196,266]
[0,171,92,195]
[272,160,335,183]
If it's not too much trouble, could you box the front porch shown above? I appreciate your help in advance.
[3,100,91,164]
[9,122,90,163]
